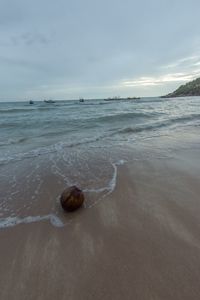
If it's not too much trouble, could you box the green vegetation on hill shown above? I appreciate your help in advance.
[163,77,200,98]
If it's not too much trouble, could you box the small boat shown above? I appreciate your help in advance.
[127,97,141,100]
[29,100,34,104]
[79,98,84,103]
[104,96,121,101]
[44,99,55,103]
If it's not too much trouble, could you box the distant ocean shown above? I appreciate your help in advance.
[1,97,200,164]
[0,96,200,228]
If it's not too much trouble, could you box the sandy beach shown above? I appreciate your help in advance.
[1,138,200,300]
[1,0,200,297]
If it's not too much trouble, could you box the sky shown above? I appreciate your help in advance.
[1,0,200,101]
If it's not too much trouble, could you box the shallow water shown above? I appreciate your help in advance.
[0,96,200,228]
[1,97,200,164]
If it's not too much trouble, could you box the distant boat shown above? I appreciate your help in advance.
[127,97,141,100]
[29,100,34,104]
[104,96,140,101]
[104,96,121,101]
[79,98,84,103]
[44,99,55,103]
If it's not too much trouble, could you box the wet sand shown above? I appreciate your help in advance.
[1,147,200,300]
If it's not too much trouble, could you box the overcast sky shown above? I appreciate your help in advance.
[1,0,200,100]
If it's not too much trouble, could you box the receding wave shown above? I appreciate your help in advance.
[0,159,126,229]
[0,135,104,165]
[0,214,64,229]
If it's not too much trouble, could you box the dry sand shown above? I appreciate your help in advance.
[0,148,200,300]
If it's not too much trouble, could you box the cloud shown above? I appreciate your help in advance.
[121,71,200,88]
[161,54,200,70]
[1,0,200,100]
[11,32,52,46]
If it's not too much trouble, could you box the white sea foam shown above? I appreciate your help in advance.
[86,159,126,208]
[105,159,126,196]
[0,159,126,230]
[0,135,107,166]
[84,159,125,194]
[0,214,64,229]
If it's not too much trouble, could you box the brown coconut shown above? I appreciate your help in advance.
[60,186,84,212]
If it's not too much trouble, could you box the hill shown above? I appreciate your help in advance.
[162,77,200,98]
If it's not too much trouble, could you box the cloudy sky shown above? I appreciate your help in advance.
[1,0,200,100]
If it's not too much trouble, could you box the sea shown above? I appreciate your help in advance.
[0,96,200,228]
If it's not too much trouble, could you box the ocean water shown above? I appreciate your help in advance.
[1,97,200,163]
[0,96,200,228]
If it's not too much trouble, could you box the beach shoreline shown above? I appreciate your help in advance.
[1,132,200,300]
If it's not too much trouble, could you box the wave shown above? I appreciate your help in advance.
[0,137,28,147]
[115,114,200,135]
[0,214,64,229]
[0,159,125,229]
[0,105,61,115]
[0,135,105,165]
[77,102,111,106]
[133,97,166,103]
[0,113,199,165]
[87,111,158,123]
[171,113,200,123]
[0,108,36,114]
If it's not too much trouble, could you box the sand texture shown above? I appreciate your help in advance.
[0,148,200,300]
